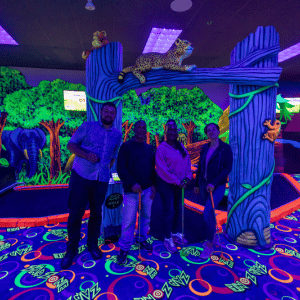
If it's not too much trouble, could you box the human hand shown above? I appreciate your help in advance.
[206,184,215,193]
[150,186,156,199]
[178,178,187,189]
[183,177,190,187]
[194,187,199,194]
[180,177,190,189]
[132,183,142,193]
[85,152,99,163]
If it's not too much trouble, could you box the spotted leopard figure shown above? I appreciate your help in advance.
[118,39,196,84]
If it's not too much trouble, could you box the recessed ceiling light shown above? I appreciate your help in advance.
[85,0,95,11]
[0,25,18,45]
[143,28,182,54]
[171,0,193,12]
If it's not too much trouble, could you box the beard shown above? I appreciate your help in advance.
[101,117,114,125]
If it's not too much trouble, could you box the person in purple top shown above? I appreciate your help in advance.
[194,123,233,259]
[156,119,192,254]
[61,102,122,270]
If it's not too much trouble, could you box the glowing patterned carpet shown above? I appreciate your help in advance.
[1,208,300,300]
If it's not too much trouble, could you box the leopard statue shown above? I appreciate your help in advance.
[82,31,109,60]
[118,38,196,84]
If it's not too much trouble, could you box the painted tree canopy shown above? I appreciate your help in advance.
[0,66,31,104]
[1,79,86,132]
[122,86,223,143]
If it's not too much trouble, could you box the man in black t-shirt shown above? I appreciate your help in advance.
[117,120,156,264]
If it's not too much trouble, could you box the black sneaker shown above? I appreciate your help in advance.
[117,249,129,265]
[61,252,76,270]
[139,240,153,252]
[87,245,102,260]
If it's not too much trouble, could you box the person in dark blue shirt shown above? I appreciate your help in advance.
[194,123,233,259]
[117,120,156,264]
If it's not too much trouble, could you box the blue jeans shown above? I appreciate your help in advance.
[157,176,182,240]
[200,183,226,242]
[118,187,153,251]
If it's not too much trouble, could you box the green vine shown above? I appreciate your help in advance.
[226,162,275,227]
[85,92,122,121]
[229,83,279,118]
[226,83,279,226]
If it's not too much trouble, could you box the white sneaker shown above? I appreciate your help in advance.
[171,232,188,246]
[164,238,178,254]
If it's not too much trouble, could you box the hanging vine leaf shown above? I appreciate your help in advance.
[241,183,252,189]
[276,94,294,124]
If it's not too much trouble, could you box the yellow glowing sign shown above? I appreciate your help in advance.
[64,91,86,111]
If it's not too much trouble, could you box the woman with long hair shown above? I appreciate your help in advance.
[194,123,233,259]
[156,119,192,253]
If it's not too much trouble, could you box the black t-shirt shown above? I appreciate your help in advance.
[117,139,156,193]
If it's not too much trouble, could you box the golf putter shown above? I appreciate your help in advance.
[209,190,227,261]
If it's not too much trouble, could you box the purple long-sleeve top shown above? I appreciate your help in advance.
[155,141,192,185]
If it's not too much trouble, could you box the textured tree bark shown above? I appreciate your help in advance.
[182,121,196,145]
[163,124,167,141]
[226,26,280,247]
[155,134,160,148]
[122,120,133,143]
[0,112,8,159]
[39,119,64,180]
[146,132,150,145]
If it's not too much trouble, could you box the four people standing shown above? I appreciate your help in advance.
[63,105,232,269]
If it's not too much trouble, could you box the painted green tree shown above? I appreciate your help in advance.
[122,86,223,145]
[1,79,86,181]
[0,67,31,105]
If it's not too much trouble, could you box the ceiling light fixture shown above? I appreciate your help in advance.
[278,41,300,63]
[85,0,95,11]
[171,0,193,12]
[143,28,182,54]
[0,25,18,45]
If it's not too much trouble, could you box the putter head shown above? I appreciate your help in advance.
[138,254,147,261]
[219,253,228,261]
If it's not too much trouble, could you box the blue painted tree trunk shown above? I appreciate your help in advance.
[85,42,124,238]
[226,26,280,247]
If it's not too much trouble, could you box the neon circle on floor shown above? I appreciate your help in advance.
[105,255,137,275]
[226,244,238,251]
[21,251,42,262]
[268,268,293,283]
[284,237,297,243]
[83,260,96,269]
[0,271,9,280]
[275,225,292,232]
[189,279,212,296]
[80,280,95,291]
